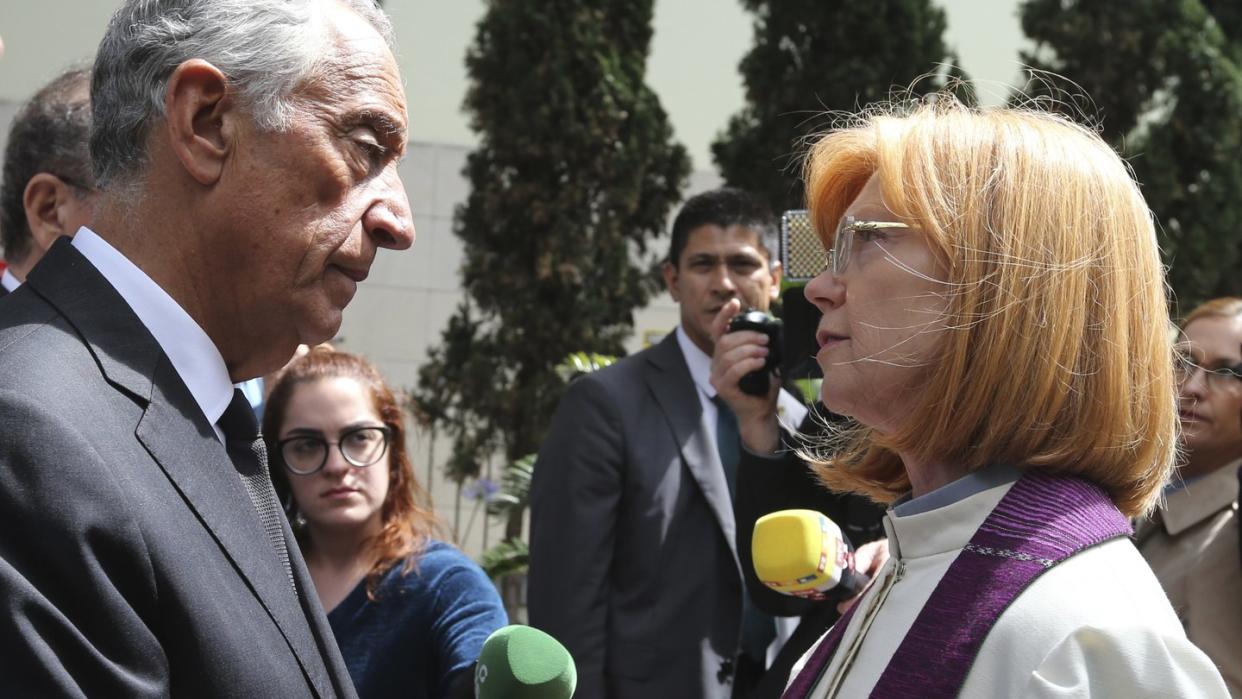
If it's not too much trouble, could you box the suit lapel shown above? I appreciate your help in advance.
[644,335,740,569]
[26,240,160,403]
[286,513,356,693]
[28,240,333,698]
[137,360,332,698]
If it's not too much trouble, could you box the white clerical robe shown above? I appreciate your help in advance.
[790,475,1229,698]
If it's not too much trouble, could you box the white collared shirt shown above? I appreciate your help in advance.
[676,323,809,662]
[676,324,724,441]
[674,325,808,446]
[73,227,234,441]
[1,267,20,292]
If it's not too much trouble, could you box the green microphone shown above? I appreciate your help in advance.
[474,625,577,698]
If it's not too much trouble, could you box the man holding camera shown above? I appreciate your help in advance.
[529,188,803,698]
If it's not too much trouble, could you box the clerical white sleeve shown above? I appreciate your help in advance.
[1024,624,1229,698]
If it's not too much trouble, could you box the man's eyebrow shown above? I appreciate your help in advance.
[350,109,407,150]
[686,253,720,264]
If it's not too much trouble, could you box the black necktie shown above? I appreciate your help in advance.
[219,388,296,594]
[712,395,776,662]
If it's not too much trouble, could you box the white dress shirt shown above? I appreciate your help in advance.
[73,227,233,441]
[675,325,807,446]
[1,267,20,292]
[676,324,809,660]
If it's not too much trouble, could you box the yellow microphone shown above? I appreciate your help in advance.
[751,509,868,601]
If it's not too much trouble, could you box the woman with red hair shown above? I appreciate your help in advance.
[734,97,1230,697]
[264,348,506,698]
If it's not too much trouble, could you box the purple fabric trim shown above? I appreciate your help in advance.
[780,599,859,698]
[780,472,1130,699]
[872,472,1130,698]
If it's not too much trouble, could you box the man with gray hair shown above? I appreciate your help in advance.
[0,1,413,696]
[0,66,95,295]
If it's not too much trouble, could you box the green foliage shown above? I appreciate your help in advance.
[479,538,529,580]
[485,453,535,518]
[413,0,690,484]
[712,0,971,214]
[793,377,821,406]
[1016,0,1242,309]
[555,351,618,383]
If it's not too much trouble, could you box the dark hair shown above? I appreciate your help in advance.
[1,66,93,264]
[262,348,442,596]
[666,187,778,267]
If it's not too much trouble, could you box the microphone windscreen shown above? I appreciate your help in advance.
[474,625,577,699]
[753,509,852,598]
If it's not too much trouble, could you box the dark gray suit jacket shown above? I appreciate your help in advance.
[0,240,356,697]
[528,334,745,698]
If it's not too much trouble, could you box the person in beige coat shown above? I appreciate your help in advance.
[1137,297,1242,696]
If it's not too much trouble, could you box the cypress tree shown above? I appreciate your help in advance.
[1017,0,1242,308]
[413,0,690,486]
[713,0,969,214]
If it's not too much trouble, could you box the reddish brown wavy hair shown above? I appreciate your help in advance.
[263,348,442,596]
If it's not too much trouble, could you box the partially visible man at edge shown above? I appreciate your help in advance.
[0,1,413,696]
[1137,297,1242,696]
[0,66,95,294]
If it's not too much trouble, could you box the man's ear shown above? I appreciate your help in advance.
[662,260,681,302]
[22,173,79,252]
[164,59,233,186]
[768,260,783,300]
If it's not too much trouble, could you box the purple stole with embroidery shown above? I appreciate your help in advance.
[782,472,1132,699]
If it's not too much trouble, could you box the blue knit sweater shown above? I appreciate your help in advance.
[327,540,508,699]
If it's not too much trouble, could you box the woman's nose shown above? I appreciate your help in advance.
[804,268,844,311]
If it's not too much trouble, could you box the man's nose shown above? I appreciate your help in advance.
[364,168,415,251]
[712,263,738,293]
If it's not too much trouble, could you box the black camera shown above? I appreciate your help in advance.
[726,308,783,396]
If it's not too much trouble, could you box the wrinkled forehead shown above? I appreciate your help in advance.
[311,2,407,110]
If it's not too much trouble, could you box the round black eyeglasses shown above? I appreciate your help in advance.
[276,426,392,476]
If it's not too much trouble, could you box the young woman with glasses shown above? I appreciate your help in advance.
[263,348,506,698]
[769,97,1229,697]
